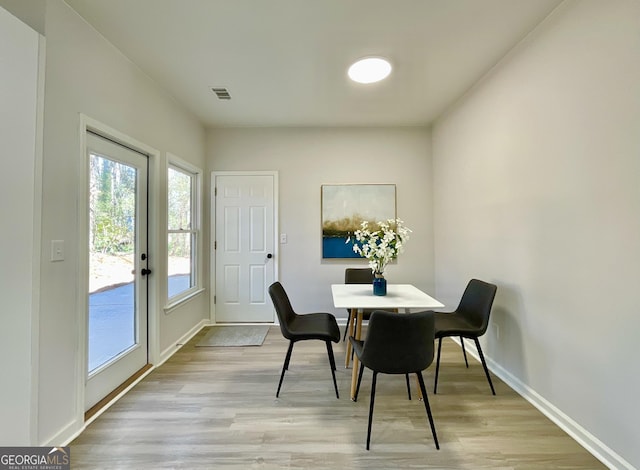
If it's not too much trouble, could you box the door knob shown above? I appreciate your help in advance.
[141,268,152,275]
[267,253,273,259]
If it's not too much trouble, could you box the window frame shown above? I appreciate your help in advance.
[165,155,203,311]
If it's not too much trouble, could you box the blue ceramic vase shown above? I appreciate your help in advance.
[373,275,387,296]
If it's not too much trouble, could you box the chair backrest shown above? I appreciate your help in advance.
[345,268,374,284]
[359,310,435,375]
[268,282,296,340]
[456,279,497,334]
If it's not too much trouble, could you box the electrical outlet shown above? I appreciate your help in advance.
[280,233,287,244]
[51,240,64,262]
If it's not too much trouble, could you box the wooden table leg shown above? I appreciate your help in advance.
[350,309,364,400]
[345,309,356,368]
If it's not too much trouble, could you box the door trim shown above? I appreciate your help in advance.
[210,170,279,324]
[77,115,161,423]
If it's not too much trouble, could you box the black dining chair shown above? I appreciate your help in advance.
[433,279,498,395]
[268,281,341,398]
[350,310,439,450]
[342,268,375,341]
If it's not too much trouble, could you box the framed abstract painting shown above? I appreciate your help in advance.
[321,184,396,258]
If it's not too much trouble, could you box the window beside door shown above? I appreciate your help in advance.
[167,157,202,307]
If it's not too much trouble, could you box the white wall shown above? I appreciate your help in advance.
[207,127,434,317]
[432,1,640,468]
[0,5,42,445]
[34,0,207,445]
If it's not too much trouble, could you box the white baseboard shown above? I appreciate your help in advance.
[43,418,82,448]
[451,338,635,470]
[158,319,210,366]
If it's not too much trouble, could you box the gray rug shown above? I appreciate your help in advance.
[196,325,270,347]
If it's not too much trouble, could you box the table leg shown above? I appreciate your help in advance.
[345,309,356,368]
[350,309,364,400]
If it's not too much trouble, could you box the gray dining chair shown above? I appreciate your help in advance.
[342,268,375,341]
[268,281,341,398]
[350,310,439,450]
[433,279,498,395]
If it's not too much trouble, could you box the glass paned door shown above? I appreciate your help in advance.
[85,131,149,411]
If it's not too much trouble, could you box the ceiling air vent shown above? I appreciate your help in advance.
[211,87,231,100]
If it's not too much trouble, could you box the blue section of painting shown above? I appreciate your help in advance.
[323,236,361,258]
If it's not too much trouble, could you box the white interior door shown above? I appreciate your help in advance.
[214,172,276,323]
[85,131,149,411]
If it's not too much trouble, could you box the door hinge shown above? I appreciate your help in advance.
[214,187,217,197]
[214,295,216,304]
[214,240,217,250]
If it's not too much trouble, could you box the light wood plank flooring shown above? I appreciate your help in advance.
[70,326,605,469]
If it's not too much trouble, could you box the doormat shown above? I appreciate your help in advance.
[195,325,270,347]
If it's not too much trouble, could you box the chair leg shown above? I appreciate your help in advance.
[460,336,469,367]
[405,373,411,400]
[434,337,443,394]
[366,371,378,450]
[354,362,365,402]
[276,341,294,397]
[417,371,440,450]
[474,338,496,395]
[326,341,339,399]
[342,310,352,341]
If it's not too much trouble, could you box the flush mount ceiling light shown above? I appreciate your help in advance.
[348,57,392,84]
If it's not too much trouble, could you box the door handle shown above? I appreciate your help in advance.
[141,268,152,275]
[267,253,273,259]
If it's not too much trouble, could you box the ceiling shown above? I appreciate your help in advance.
[63,0,563,128]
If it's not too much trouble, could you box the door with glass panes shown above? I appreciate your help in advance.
[85,131,149,411]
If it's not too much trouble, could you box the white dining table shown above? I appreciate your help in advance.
[331,283,444,400]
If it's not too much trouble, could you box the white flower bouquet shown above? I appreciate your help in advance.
[348,218,411,275]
